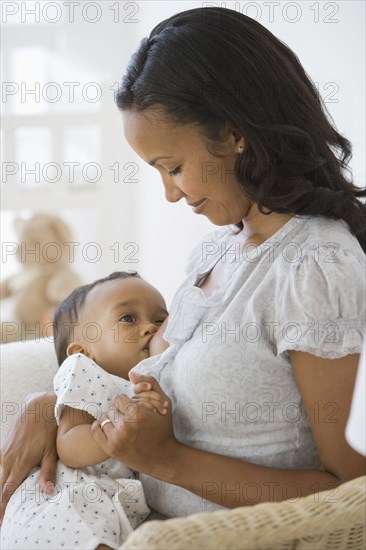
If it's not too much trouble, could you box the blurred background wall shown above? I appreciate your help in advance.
[1,0,365,309]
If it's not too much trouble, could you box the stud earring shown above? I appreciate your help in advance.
[238,146,244,154]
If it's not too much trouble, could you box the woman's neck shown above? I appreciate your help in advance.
[240,203,294,246]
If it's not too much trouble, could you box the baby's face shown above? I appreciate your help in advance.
[74,277,168,379]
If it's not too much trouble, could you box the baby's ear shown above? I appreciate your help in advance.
[66,342,87,356]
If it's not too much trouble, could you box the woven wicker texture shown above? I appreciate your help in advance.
[121,475,366,549]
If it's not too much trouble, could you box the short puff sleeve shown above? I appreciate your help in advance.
[53,353,133,424]
[276,245,366,359]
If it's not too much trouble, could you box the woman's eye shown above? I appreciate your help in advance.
[168,165,181,177]
[120,314,137,323]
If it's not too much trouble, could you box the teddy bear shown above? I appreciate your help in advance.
[1,213,82,343]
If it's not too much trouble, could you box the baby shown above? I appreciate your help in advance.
[1,271,170,550]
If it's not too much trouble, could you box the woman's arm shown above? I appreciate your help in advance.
[0,392,58,524]
[92,354,366,508]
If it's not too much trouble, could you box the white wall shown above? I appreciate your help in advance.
[1,0,364,308]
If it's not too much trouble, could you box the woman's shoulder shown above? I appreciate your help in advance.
[275,215,365,297]
[269,215,365,280]
[272,216,365,358]
[297,215,365,262]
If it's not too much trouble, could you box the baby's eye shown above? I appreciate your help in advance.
[120,314,138,323]
[155,319,166,325]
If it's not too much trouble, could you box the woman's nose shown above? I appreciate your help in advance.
[161,177,185,203]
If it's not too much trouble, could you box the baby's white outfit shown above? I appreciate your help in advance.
[1,354,150,550]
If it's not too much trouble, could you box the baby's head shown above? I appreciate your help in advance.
[53,271,168,379]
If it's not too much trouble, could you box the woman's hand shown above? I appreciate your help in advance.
[91,373,179,479]
[0,392,58,525]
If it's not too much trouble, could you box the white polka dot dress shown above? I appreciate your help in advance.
[1,354,150,549]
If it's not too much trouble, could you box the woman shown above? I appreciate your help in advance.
[1,6,365,527]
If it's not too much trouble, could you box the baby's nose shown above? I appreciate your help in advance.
[142,322,158,334]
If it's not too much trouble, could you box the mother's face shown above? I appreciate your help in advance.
[123,108,251,226]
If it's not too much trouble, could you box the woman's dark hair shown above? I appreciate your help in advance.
[53,271,141,365]
[116,6,366,252]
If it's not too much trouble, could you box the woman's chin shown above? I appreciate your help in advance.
[205,212,243,226]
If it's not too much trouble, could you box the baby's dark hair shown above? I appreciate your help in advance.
[53,271,141,365]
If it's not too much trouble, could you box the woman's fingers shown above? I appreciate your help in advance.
[90,389,176,473]
[91,420,107,447]
[91,415,116,450]
[0,439,30,523]
[0,448,58,522]
[0,455,9,490]
[0,392,58,524]
[38,451,58,494]
[0,477,11,525]
[0,466,27,525]
[112,393,140,419]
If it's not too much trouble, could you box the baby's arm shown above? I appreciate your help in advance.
[57,389,169,468]
[57,407,110,468]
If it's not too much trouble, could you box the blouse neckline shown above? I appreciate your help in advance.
[190,214,312,302]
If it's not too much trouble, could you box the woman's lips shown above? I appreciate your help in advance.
[189,199,207,214]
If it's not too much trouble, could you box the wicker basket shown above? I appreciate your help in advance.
[121,475,366,549]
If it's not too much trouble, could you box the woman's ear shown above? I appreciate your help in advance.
[67,341,88,357]
[228,125,246,148]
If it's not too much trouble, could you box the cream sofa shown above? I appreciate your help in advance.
[1,339,365,549]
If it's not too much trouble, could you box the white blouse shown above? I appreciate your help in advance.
[131,214,366,517]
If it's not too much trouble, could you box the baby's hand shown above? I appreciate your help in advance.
[131,382,168,415]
